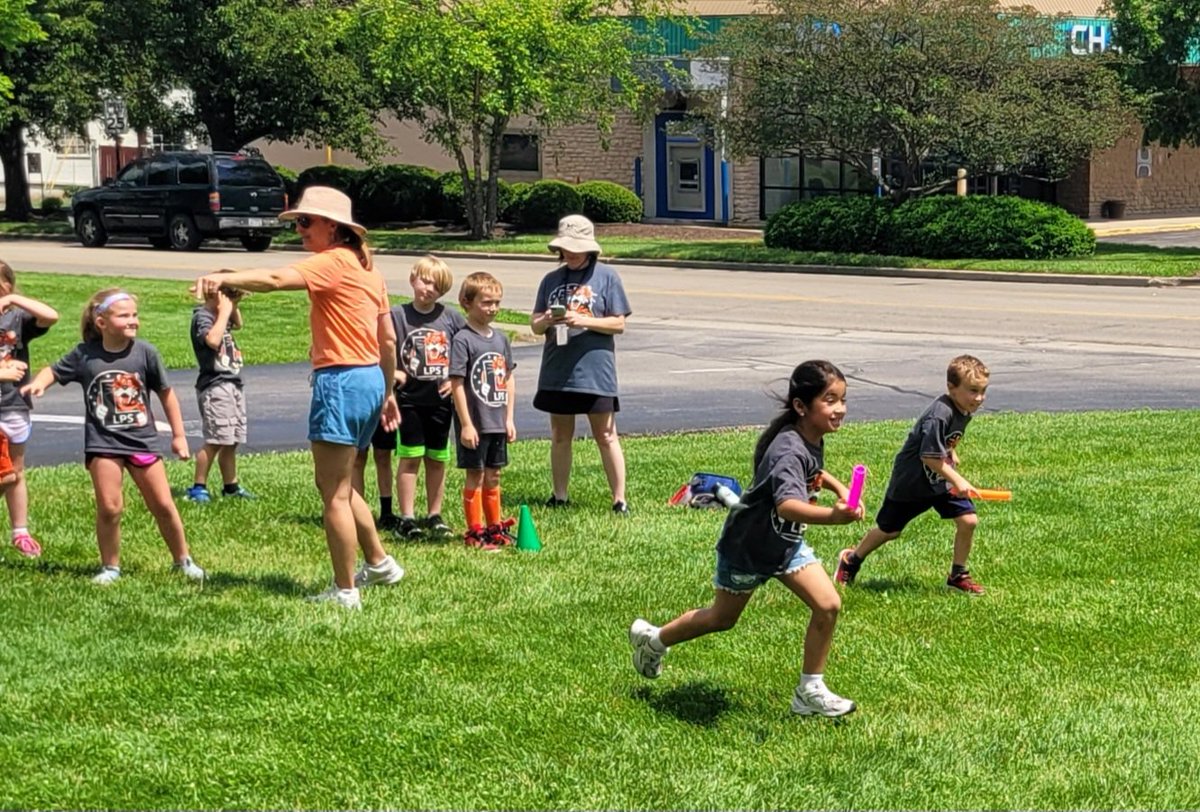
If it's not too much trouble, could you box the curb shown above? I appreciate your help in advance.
[4,231,1199,289]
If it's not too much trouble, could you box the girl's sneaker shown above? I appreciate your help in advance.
[11,531,41,558]
[352,554,405,588]
[791,682,856,718]
[172,556,206,582]
[629,618,667,679]
[92,565,121,585]
[305,586,362,610]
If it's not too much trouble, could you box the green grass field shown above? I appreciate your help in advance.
[1,410,1197,809]
[10,272,531,370]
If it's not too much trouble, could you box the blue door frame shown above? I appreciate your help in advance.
[654,112,715,220]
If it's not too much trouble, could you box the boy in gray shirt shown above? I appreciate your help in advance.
[835,355,991,594]
[450,272,516,550]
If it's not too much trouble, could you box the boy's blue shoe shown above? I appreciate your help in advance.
[184,485,211,504]
[222,485,257,500]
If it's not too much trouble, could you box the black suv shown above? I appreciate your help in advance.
[70,150,288,252]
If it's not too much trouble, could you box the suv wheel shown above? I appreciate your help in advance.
[168,213,202,251]
[240,235,273,252]
[77,209,108,248]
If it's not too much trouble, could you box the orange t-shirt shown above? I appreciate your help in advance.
[291,247,389,369]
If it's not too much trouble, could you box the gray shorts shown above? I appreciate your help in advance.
[198,381,247,445]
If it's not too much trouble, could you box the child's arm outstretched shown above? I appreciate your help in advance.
[156,386,191,460]
[0,293,59,328]
[20,366,56,398]
[923,455,975,497]
[777,496,862,526]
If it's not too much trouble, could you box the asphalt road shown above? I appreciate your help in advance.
[4,240,1200,467]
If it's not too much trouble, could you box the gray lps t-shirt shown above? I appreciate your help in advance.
[884,394,972,501]
[394,302,467,406]
[715,426,825,576]
[533,260,631,397]
[191,306,244,391]
[51,339,170,455]
[0,307,49,413]
[449,325,515,435]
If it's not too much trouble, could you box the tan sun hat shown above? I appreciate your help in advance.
[279,185,366,237]
[548,214,601,255]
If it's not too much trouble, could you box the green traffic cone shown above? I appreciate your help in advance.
[515,503,542,552]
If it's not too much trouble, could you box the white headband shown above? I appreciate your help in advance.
[96,293,132,314]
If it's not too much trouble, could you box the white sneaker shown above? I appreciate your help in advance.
[629,618,667,679]
[791,682,856,718]
[92,565,121,585]
[306,586,362,610]
[172,556,205,582]
[353,555,405,588]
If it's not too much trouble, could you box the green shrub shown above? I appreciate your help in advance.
[886,195,1095,259]
[437,172,515,225]
[40,197,65,216]
[356,164,442,223]
[763,195,893,253]
[274,166,299,206]
[502,182,532,223]
[577,180,642,223]
[518,180,583,229]
[294,165,363,200]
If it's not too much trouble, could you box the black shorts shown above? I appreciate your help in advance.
[370,421,396,451]
[397,400,454,458]
[875,493,976,534]
[456,432,509,470]
[533,390,619,415]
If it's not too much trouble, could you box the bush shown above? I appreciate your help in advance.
[502,182,532,224]
[763,195,893,253]
[518,180,583,229]
[40,197,65,216]
[578,180,642,223]
[356,164,442,224]
[294,165,363,200]
[886,195,1095,259]
[437,172,515,225]
[274,166,299,206]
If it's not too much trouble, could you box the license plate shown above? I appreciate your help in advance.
[247,217,263,227]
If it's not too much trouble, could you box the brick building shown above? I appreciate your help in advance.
[259,0,1200,224]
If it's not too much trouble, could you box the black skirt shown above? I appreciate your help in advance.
[533,390,620,415]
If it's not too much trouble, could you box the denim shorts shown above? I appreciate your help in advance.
[713,542,820,594]
[308,365,385,450]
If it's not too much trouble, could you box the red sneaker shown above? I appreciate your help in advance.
[464,525,501,552]
[947,570,985,594]
[485,518,516,547]
[834,548,860,586]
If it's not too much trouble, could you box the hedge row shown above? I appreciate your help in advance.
[280,163,642,228]
[764,195,1096,259]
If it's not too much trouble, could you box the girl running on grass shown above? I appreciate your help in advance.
[628,360,864,717]
[23,289,204,585]
[0,259,58,558]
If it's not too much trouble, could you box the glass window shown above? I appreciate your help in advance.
[215,158,281,187]
[499,134,539,172]
[177,156,209,185]
[804,157,841,192]
[763,156,801,188]
[146,159,176,186]
[116,161,145,186]
[763,187,801,215]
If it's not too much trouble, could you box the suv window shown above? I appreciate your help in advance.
[215,158,280,188]
[177,156,210,185]
[146,158,177,186]
[116,161,146,186]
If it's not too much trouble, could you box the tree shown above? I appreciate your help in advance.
[0,0,44,100]
[357,0,673,239]
[0,0,104,220]
[698,0,1134,199]
[1107,0,1200,147]
[99,0,384,156]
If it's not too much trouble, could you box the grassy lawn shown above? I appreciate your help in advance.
[9,272,531,370]
[5,219,1200,276]
[0,410,1197,809]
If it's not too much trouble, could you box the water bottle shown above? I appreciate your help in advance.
[713,484,740,508]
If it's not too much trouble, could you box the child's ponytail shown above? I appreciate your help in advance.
[752,360,846,471]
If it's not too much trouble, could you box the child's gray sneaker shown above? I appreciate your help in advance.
[352,554,405,588]
[791,682,856,718]
[629,618,667,679]
[92,565,121,585]
[306,586,362,610]
[172,556,205,582]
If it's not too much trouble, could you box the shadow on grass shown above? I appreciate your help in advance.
[279,512,325,530]
[632,680,733,727]
[2,557,100,579]
[856,575,924,594]
[201,570,307,596]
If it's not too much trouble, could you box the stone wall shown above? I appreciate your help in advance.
[539,110,646,190]
[1085,132,1200,218]
[730,157,761,224]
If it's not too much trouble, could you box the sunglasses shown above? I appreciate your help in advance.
[294,214,317,229]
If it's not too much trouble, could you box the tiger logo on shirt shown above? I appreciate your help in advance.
[88,370,150,428]
[0,330,17,362]
[402,327,451,380]
[549,284,595,318]
[469,352,508,408]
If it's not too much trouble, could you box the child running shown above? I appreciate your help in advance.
[186,277,254,502]
[629,360,863,717]
[0,259,58,558]
[23,289,204,585]
[449,272,516,550]
[377,255,465,539]
[835,355,990,594]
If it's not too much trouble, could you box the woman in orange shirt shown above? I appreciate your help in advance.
[194,186,404,610]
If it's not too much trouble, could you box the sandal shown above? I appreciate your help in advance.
[11,532,41,558]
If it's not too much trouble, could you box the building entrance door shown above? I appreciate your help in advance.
[666,143,705,213]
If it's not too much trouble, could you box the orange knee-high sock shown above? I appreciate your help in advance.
[483,487,502,525]
[462,488,483,529]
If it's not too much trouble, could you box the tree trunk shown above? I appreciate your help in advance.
[487,117,507,230]
[0,120,33,221]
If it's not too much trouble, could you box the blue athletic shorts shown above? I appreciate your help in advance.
[308,365,385,449]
